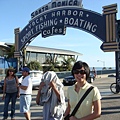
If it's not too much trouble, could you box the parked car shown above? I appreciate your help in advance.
[18,70,43,89]
[63,75,76,86]
[63,72,95,86]
[0,70,43,91]
[16,71,23,78]
[30,70,43,88]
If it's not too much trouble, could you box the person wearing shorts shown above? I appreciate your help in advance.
[18,67,32,120]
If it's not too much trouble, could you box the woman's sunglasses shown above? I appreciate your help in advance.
[73,70,86,74]
[9,70,14,72]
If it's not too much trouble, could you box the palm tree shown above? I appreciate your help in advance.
[7,45,15,58]
[61,57,76,71]
[3,45,15,68]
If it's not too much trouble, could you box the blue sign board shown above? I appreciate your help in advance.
[19,6,106,51]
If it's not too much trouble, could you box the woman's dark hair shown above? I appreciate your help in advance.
[5,68,16,78]
[71,61,90,80]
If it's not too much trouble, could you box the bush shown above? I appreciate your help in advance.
[102,67,106,70]
[27,61,43,70]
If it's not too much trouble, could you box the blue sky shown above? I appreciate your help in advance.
[0,0,120,67]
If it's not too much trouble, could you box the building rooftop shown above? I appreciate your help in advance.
[2,42,83,56]
[26,45,83,56]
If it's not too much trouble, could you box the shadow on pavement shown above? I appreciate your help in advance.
[102,96,120,100]
[102,111,120,115]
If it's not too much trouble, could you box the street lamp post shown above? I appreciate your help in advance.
[97,60,105,67]
[97,60,105,78]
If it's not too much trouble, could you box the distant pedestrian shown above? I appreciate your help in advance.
[19,62,23,71]
[18,67,32,120]
[36,71,66,120]
[2,68,19,120]
[92,67,97,78]
[64,61,101,120]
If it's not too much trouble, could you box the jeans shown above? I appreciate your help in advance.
[3,92,17,119]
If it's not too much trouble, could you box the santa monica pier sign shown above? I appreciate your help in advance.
[14,0,118,53]
[31,0,83,19]
[15,0,120,90]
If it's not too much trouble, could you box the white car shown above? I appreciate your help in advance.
[19,70,43,89]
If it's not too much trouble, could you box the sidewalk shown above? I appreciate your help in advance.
[92,77,120,120]
[0,77,120,120]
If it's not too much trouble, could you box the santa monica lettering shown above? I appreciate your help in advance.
[31,0,82,19]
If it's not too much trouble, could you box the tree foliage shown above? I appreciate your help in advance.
[27,61,43,70]
[7,45,15,58]
[61,57,76,71]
